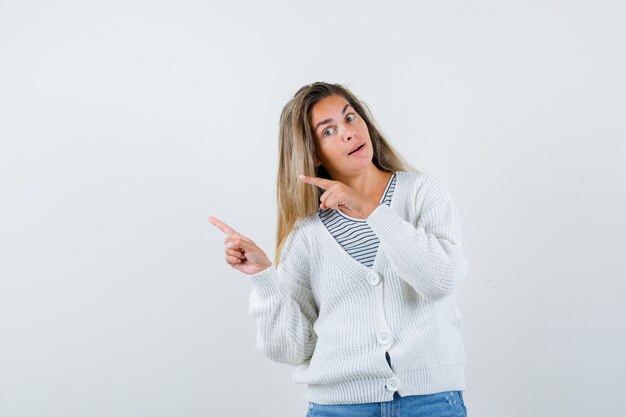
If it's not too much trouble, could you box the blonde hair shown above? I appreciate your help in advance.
[274,82,418,266]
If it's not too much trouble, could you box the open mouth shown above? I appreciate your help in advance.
[348,144,365,155]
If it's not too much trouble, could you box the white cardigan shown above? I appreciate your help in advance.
[248,170,469,405]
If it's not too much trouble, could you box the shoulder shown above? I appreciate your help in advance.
[277,219,312,276]
[396,170,454,207]
[285,215,315,252]
[287,217,309,242]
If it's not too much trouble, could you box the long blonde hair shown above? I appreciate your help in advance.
[275,82,418,266]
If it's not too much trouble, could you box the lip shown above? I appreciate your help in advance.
[348,142,365,156]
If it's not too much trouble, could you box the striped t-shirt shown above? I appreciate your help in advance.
[317,172,397,268]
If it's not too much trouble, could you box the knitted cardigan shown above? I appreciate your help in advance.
[248,170,469,404]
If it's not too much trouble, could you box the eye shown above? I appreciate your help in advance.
[346,113,355,122]
[322,127,334,137]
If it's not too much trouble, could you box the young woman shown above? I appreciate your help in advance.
[208,82,469,417]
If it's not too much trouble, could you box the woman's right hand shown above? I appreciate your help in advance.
[208,216,272,275]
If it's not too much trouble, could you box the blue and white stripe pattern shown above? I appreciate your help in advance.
[317,172,397,268]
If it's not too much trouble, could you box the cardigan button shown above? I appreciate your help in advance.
[377,331,392,346]
[368,271,381,286]
[386,377,400,392]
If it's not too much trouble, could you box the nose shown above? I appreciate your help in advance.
[341,125,356,141]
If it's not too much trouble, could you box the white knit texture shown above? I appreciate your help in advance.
[248,171,469,405]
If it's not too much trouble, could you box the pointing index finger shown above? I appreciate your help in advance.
[208,216,241,237]
[299,174,334,190]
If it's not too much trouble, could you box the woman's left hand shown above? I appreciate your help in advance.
[299,174,380,218]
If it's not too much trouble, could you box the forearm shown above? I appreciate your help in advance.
[366,202,467,301]
[248,265,317,365]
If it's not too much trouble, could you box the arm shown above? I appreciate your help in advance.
[247,227,318,366]
[366,174,469,301]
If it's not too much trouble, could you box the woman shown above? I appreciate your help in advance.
[208,82,469,416]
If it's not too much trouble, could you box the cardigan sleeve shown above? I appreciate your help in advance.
[247,224,318,366]
[366,173,469,301]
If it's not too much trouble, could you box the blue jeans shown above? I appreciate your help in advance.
[306,390,467,417]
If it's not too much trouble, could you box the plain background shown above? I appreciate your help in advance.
[1,1,625,416]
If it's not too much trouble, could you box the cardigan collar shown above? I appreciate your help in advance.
[302,171,412,278]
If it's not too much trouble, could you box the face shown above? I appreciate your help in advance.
[309,94,373,179]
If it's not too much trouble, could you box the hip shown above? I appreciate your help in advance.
[307,390,467,417]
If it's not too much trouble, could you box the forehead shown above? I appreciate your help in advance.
[310,95,351,121]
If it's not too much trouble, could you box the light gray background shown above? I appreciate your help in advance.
[1,1,624,416]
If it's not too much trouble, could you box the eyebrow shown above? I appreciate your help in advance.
[314,104,353,133]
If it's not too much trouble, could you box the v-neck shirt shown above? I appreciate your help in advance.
[317,172,397,268]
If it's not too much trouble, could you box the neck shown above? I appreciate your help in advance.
[330,164,392,200]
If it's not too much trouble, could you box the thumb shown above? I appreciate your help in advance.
[229,236,254,252]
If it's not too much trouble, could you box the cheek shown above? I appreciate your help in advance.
[357,120,370,136]
[327,145,347,162]
[318,143,339,160]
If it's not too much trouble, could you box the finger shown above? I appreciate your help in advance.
[323,194,346,211]
[225,247,246,260]
[319,188,332,204]
[319,194,329,209]
[320,189,340,209]
[224,237,242,251]
[298,174,334,190]
[211,217,251,242]
[225,237,254,253]
[208,216,241,237]
[224,236,252,250]
[225,254,244,266]
[323,195,337,210]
